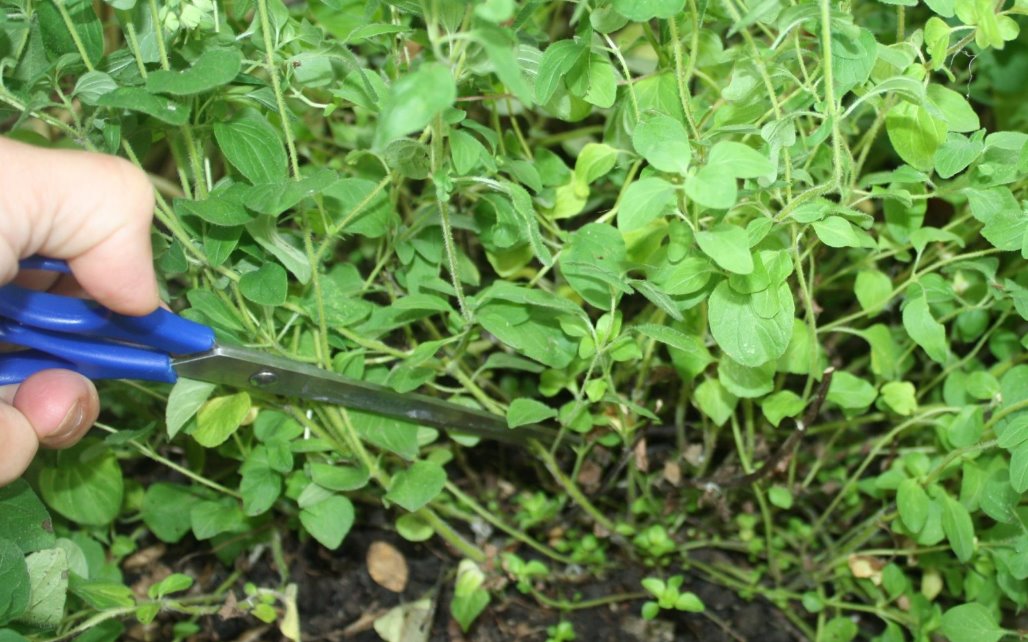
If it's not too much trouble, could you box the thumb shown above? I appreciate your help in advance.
[0,137,159,315]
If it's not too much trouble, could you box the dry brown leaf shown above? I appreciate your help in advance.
[577,460,602,494]
[847,554,884,585]
[367,541,409,593]
[633,438,650,472]
[663,460,682,486]
[123,544,166,570]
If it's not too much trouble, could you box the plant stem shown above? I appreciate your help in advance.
[444,482,575,564]
[53,0,94,72]
[536,445,617,533]
[254,0,301,179]
[818,0,846,194]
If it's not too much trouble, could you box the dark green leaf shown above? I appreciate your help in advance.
[146,48,242,95]
[374,63,457,149]
[239,263,288,306]
[0,481,55,554]
[38,440,123,527]
[385,461,447,512]
[98,88,191,126]
[214,112,288,184]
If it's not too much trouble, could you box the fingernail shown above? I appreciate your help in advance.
[50,400,86,443]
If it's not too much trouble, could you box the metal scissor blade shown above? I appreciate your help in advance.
[172,345,554,445]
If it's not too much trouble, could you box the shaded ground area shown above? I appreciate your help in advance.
[122,519,801,642]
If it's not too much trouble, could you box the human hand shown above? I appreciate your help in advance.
[0,136,159,486]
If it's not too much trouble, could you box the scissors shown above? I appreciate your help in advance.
[0,256,553,445]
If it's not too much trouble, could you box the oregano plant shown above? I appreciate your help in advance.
[1,0,1027,639]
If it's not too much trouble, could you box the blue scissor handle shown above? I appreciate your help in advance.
[0,257,216,386]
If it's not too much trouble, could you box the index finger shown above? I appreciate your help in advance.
[0,138,159,316]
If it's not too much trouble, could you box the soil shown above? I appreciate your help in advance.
[120,515,803,642]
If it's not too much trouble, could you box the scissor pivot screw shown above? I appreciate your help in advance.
[249,370,278,387]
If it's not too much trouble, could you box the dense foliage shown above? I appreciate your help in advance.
[1,0,1027,640]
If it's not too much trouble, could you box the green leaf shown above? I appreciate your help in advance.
[0,539,30,625]
[580,54,617,108]
[299,495,355,550]
[996,413,1028,449]
[175,197,252,226]
[187,290,246,333]
[98,88,191,126]
[243,168,341,217]
[822,617,858,642]
[935,132,984,179]
[239,455,282,517]
[925,18,951,69]
[950,406,985,448]
[535,40,586,105]
[674,592,705,612]
[0,481,55,554]
[166,379,217,439]
[613,0,685,21]
[708,281,794,367]
[73,71,116,105]
[351,408,419,458]
[616,177,677,232]
[289,52,334,87]
[880,381,917,416]
[902,288,950,364]
[695,224,753,274]
[926,84,980,133]
[761,390,805,427]
[374,63,457,149]
[897,478,929,532]
[239,263,288,306]
[17,548,68,631]
[854,269,893,314]
[451,560,491,632]
[649,255,714,295]
[146,48,242,95]
[213,112,288,185]
[632,112,691,175]
[142,484,202,544]
[309,464,370,492]
[385,461,447,512]
[941,494,975,562]
[768,486,793,509]
[1009,440,1028,493]
[475,25,534,106]
[684,165,738,210]
[37,0,103,67]
[148,573,193,599]
[322,178,397,239]
[707,141,775,178]
[940,604,1005,642]
[560,223,628,309]
[190,499,247,540]
[396,514,434,542]
[964,187,1026,252]
[246,217,314,284]
[827,371,878,410]
[812,216,874,249]
[38,440,123,527]
[718,358,775,398]
[193,393,252,448]
[693,378,737,426]
[574,143,618,187]
[507,399,557,428]
[450,129,486,175]
[885,101,948,171]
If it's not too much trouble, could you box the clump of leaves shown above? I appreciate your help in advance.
[2,0,1027,639]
